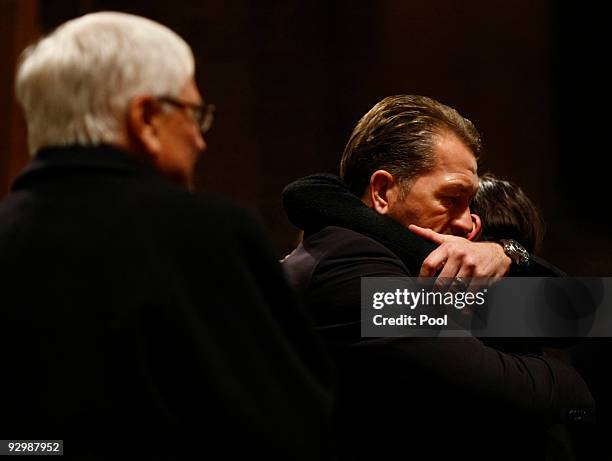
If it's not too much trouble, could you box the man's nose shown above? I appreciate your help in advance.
[195,131,206,153]
[451,207,474,236]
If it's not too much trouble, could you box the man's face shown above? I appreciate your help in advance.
[387,131,478,236]
[153,78,206,187]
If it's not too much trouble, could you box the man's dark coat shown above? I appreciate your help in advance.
[281,174,595,461]
[0,146,333,459]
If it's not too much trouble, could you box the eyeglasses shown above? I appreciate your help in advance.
[156,96,215,134]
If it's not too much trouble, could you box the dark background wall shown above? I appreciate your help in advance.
[1,0,610,275]
[0,0,37,197]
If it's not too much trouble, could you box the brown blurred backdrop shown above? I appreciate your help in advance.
[1,0,610,275]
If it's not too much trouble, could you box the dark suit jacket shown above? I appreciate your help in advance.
[282,225,594,461]
[0,145,333,459]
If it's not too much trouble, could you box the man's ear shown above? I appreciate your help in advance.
[126,95,163,157]
[466,213,482,241]
[368,170,400,215]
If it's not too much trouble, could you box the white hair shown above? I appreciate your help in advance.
[15,11,195,155]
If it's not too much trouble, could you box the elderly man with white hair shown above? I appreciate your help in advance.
[0,12,332,459]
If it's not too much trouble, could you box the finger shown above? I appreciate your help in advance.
[454,267,476,293]
[419,247,448,277]
[470,276,497,293]
[436,257,461,287]
[466,276,482,293]
[409,224,448,245]
[456,263,475,282]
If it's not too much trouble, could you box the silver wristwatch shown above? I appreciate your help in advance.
[499,239,530,267]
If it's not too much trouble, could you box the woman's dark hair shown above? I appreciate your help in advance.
[471,172,545,254]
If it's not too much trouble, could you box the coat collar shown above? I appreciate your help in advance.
[11,144,159,191]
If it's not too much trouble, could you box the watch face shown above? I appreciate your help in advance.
[516,244,530,259]
[502,239,530,266]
